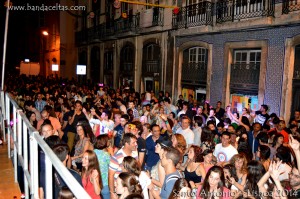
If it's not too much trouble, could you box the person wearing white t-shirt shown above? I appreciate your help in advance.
[213,132,238,167]
[176,116,194,149]
[89,109,114,135]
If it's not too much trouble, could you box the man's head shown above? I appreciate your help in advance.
[41,123,54,138]
[120,114,129,127]
[216,101,222,108]
[151,124,161,139]
[181,116,191,130]
[209,108,216,117]
[74,100,83,111]
[41,110,50,120]
[260,104,268,113]
[227,125,236,134]
[122,133,137,152]
[37,93,43,101]
[163,97,171,105]
[161,147,181,168]
[53,144,70,163]
[115,98,123,106]
[221,132,231,147]
[101,110,111,120]
[289,167,300,190]
[128,101,135,109]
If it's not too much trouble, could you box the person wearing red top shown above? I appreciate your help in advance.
[196,166,231,199]
[82,150,102,199]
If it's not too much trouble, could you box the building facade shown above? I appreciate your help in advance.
[72,0,300,121]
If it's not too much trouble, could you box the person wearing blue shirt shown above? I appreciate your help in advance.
[145,124,161,171]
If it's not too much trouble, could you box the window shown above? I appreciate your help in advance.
[230,49,261,95]
[147,45,155,60]
[104,51,113,71]
[234,50,261,65]
[188,47,207,64]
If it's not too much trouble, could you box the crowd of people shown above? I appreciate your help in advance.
[4,74,300,199]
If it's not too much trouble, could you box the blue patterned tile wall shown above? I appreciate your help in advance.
[176,25,300,114]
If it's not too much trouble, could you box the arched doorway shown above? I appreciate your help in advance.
[90,46,100,84]
[120,45,134,88]
[291,44,300,114]
[142,43,161,94]
[181,46,208,103]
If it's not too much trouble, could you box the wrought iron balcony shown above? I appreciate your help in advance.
[114,15,140,34]
[230,63,260,94]
[121,63,134,73]
[172,2,213,29]
[216,0,274,23]
[181,63,207,87]
[282,0,300,14]
[140,8,164,28]
[143,60,160,73]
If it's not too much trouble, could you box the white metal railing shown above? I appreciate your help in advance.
[0,91,91,199]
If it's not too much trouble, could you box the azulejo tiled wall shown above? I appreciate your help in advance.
[176,25,300,114]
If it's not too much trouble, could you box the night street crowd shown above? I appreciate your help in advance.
[4,74,300,199]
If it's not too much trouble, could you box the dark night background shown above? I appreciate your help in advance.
[0,0,41,75]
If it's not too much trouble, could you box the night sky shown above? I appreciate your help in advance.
[0,0,41,74]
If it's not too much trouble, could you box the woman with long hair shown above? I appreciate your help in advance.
[196,166,230,199]
[223,164,239,197]
[256,145,271,171]
[71,123,93,171]
[82,150,102,199]
[114,172,142,199]
[243,160,266,199]
[172,134,187,155]
[122,156,151,199]
[200,127,214,151]
[94,135,111,199]
[228,154,248,192]
[199,149,214,176]
[26,111,37,129]
[168,178,192,199]
[270,133,284,160]
[181,145,205,190]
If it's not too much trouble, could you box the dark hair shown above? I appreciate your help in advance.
[223,164,238,188]
[221,131,231,138]
[193,116,203,127]
[256,132,269,144]
[118,172,142,195]
[200,166,225,199]
[272,133,284,147]
[241,116,251,127]
[53,144,70,162]
[236,125,247,135]
[165,147,181,166]
[261,104,269,112]
[123,156,141,176]
[223,118,231,125]
[58,186,74,199]
[76,122,96,144]
[125,193,144,199]
[121,114,130,121]
[201,126,213,144]
[244,160,266,199]
[163,97,171,104]
[259,145,270,161]
[168,178,191,199]
[45,135,61,149]
[94,134,109,150]
[121,133,137,147]
[276,146,292,164]
[190,145,203,162]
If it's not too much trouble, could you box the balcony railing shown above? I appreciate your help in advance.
[140,8,164,28]
[216,0,275,23]
[121,63,134,72]
[143,60,160,73]
[181,62,207,86]
[172,2,213,29]
[114,15,140,34]
[230,63,260,94]
[282,0,300,13]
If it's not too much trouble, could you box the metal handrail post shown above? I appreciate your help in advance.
[13,106,17,182]
[23,120,29,199]
[5,94,10,157]
[30,134,39,198]
[45,155,53,199]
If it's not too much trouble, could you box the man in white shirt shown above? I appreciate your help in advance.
[116,98,127,114]
[176,116,194,149]
[89,109,114,134]
[213,131,238,166]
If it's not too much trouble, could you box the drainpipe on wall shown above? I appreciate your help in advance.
[172,35,176,104]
